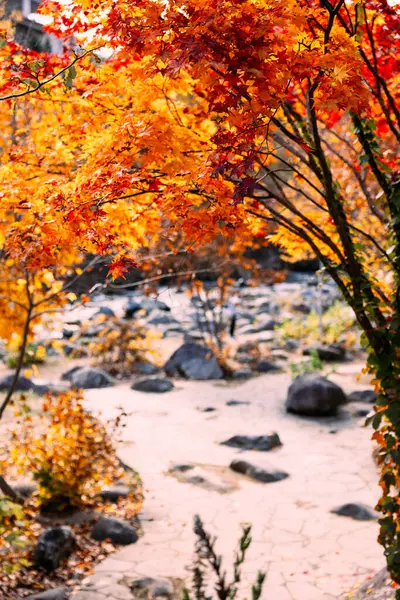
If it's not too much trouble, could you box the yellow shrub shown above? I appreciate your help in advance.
[278,301,358,347]
[8,390,124,511]
[76,315,160,376]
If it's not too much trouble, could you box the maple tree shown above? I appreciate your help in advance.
[0,0,398,587]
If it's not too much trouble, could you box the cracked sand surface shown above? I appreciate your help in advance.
[72,364,383,600]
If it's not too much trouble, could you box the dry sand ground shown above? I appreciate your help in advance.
[69,362,384,600]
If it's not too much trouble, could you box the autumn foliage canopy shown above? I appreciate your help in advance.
[0,0,399,587]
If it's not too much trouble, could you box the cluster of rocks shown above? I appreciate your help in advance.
[32,514,138,576]
[47,273,357,387]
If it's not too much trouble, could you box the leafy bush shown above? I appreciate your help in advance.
[0,499,30,574]
[278,300,358,347]
[5,341,46,368]
[183,515,265,600]
[289,349,324,380]
[76,315,160,376]
[8,390,124,511]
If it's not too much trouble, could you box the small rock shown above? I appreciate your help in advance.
[230,459,289,483]
[34,382,70,395]
[226,400,250,406]
[83,324,104,338]
[353,407,371,418]
[331,503,378,521]
[13,482,37,499]
[270,349,290,361]
[170,465,234,493]
[180,357,223,380]
[91,516,138,545]
[132,362,162,376]
[286,374,347,416]
[124,300,143,319]
[169,463,195,473]
[62,344,88,358]
[221,433,282,451]
[163,328,185,338]
[292,303,311,314]
[26,587,69,600]
[90,306,115,320]
[231,367,253,379]
[99,486,131,502]
[344,568,392,600]
[253,319,278,333]
[62,328,76,339]
[198,406,216,413]
[69,367,115,389]
[235,354,252,365]
[165,343,223,380]
[347,390,377,404]
[131,378,174,393]
[284,339,300,352]
[148,314,178,326]
[0,374,35,392]
[303,343,346,362]
[61,366,82,381]
[255,359,282,373]
[34,527,75,572]
[129,577,174,598]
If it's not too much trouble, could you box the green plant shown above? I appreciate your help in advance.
[5,342,46,368]
[289,349,324,380]
[182,515,265,600]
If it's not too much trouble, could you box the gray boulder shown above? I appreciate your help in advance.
[230,459,289,483]
[99,486,131,503]
[231,367,253,379]
[286,374,347,416]
[254,319,278,333]
[0,375,66,396]
[131,378,174,393]
[91,516,138,545]
[129,577,174,598]
[221,433,282,451]
[165,343,223,380]
[180,357,223,380]
[34,527,75,572]
[69,367,115,389]
[343,568,392,600]
[26,588,69,600]
[348,390,377,404]
[0,374,35,392]
[255,360,282,373]
[132,362,162,375]
[61,366,82,381]
[303,343,346,362]
[331,503,378,521]
[90,306,115,320]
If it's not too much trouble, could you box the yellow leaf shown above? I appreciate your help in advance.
[66,292,77,302]
[35,346,46,360]
[24,369,33,378]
